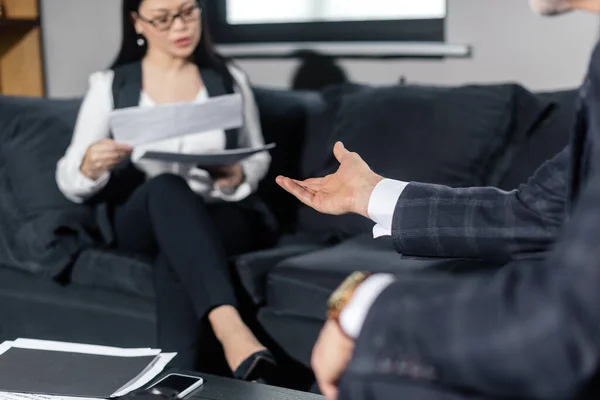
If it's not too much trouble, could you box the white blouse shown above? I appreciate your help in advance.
[56,63,270,204]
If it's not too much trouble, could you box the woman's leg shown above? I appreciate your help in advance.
[114,176,203,369]
[114,174,268,371]
[154,252,203,369]
[203,201,271,373]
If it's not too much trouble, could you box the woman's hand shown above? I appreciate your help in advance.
[210,164,245,189]
[80,139,132,180]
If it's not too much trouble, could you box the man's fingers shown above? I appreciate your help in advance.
[291,179,317,194]
[277,176,316,207]
[320,383,338,400]
[333,141,350,164]
[298,177,325,190]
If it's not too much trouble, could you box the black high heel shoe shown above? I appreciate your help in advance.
[233,350,277,384]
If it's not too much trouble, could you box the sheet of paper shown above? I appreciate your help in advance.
[0,342,14,357]
[0,392,102,400]
[109,93,243,147]
[140,143,276,167]
[111,353,176,397]
[12,339,160,358]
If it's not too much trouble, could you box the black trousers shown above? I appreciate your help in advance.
[114,174,267,370]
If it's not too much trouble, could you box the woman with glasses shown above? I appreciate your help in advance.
[56,0,277,382]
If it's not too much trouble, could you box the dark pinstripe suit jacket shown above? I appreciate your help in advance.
[393,147,568,263]
[342,43,600,399]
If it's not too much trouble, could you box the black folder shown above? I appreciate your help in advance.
[0,347,156,398]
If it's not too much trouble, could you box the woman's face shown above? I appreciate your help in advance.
[134,0,202,59]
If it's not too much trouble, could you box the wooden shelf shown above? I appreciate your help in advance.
[1,0,39,19]
[0,0,45,96]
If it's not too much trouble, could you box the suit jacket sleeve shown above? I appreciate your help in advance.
[349,165,600,398]
[392,148,568,262]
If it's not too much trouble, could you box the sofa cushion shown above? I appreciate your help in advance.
[297,84,550,239]
[482,86,557,187]
[0,266,155,346]
[70,249,155,299]
[266,235,492,321]
[497,90,577,190]
[1,97,81,211]
[235,242,323,305]
[0,96,98,276]
[252,88,316,232]
[300,84,370,178]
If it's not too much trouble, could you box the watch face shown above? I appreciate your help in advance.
[328,288,344,307]
[329,272,371,318]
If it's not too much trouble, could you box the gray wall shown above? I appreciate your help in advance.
[42,0,599,98]
[41,0,122,98]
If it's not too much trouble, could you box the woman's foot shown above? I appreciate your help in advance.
[220,325,268,372]
[209,306,277,382]
[233,349,277,383]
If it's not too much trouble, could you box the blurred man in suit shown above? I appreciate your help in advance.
[277,1,600,399]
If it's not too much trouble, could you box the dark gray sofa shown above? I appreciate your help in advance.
[0,83,575,385]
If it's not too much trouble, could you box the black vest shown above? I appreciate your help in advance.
[93,62,276,244]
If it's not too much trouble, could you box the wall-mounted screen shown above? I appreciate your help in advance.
[207,0,447,44]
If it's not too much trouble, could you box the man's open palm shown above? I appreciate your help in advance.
[276,142,382,218]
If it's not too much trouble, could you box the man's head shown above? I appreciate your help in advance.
[530,0,572,15]
[530,0,600,15]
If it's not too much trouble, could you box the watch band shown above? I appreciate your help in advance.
[327,271,372,323]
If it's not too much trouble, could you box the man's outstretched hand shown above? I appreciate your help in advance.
[276,142,383,218]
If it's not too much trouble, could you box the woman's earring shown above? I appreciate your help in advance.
[137,34,145,47]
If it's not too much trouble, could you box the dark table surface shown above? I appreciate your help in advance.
[186,373,323,400]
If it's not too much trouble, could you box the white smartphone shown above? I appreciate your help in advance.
[148,373,204,398]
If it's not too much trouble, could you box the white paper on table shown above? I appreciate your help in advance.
[111,353,177,397]
[12,339,160,357]
[0,392,102,400]
[109,93,243,147]
[0,342,14,357]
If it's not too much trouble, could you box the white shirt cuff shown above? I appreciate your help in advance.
[367,179,409,238]
[339,274,396,340]
[213,181,252,202]
[72,169,111,199]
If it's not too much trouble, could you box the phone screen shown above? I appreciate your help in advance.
[150,374,202,394]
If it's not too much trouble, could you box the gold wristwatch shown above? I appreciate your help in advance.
[327,271,372,323]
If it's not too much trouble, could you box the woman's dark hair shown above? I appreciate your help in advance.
[110,0,227,72]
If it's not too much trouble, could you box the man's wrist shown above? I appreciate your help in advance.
[354,173,384,218]
[338,274,396,339]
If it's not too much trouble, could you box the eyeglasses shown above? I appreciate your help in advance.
[136,2,202,32]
